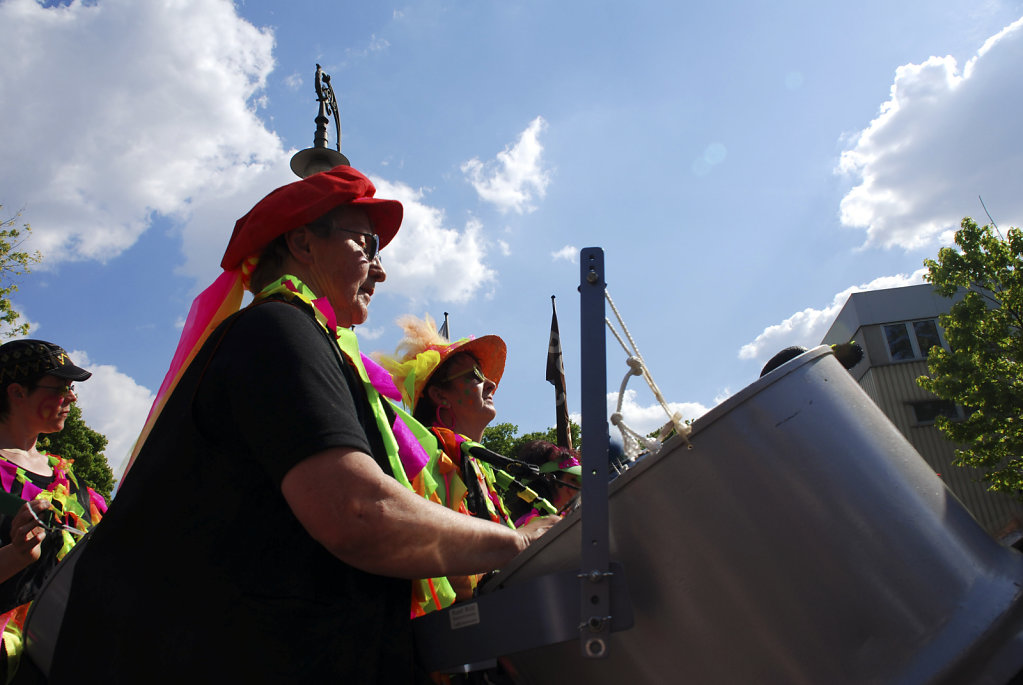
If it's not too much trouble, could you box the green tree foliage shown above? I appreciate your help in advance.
[38,405,115,501]
[0,206,42,339]
[918,217,1023,496]
[480,422,520,456]
[481,421,582,458]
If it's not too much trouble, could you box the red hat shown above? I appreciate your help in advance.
[127,166,400,482]
[220,165,402,270]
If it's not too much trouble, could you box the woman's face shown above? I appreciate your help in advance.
[301,208,387,328]
[16,378,77,434]
[432,353,498,438]
[551,471,581,510]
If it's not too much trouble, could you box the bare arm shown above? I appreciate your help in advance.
[281,447,555,579]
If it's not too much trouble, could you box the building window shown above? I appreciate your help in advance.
[884,323,914,360]
[913,320,941,357]
[883,318,945,361]
[911,400,960,425]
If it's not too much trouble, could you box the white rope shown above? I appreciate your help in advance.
[604,291,691,461]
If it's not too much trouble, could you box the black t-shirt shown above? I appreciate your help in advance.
[50,300,418,683]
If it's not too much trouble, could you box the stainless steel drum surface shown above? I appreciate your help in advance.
[481,346,1023,684]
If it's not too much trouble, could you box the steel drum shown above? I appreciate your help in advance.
[467,346,1023,684]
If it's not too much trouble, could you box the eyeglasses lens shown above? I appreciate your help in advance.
[447,364,487,384]
[32,383,75,401]
[336,228,379,261]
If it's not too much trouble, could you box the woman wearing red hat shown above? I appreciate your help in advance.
[0,339,104,681]
[46,167,554,683]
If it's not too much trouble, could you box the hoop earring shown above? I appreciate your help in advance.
[435,403,454,430]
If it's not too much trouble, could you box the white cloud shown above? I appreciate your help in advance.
[339,32,392,67]
[0,0,281,266]
[0,301,39,340]
[370,178,497,304]
[355,324,386,341]
[738,269,929,363]
[551,245,578,263]
[607,389,708,437]
[0,1,540,318]
[837,16,1023,249]
[712,388,733,406]
[70,351,155,482]
[462,117,551,214]
[176,160,295,286]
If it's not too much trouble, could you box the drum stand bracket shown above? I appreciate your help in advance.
[414,248,634,673]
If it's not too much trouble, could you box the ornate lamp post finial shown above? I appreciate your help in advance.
[290,63,350,178]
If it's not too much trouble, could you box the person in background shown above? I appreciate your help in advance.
[505,440,581,526]
[0,340,104,683]
[48,166,554,683]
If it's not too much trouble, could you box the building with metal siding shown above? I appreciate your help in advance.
[822,283,1023,545]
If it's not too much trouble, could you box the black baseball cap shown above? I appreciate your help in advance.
[0,339,92,386]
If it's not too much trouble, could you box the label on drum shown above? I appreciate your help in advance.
[448,603,481,630]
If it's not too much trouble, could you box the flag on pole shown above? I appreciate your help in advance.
[546,295,573,449]
[438,312,450,340]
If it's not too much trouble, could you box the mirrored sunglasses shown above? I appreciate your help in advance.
[444,364,488,384]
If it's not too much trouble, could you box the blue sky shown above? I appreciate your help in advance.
[2,0,1022,479]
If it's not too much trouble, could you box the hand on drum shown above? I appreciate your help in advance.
[517,515,558,546]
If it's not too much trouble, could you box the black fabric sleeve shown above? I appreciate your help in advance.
[193,300,374,485]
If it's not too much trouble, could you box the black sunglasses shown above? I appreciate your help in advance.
[334,228,380,261]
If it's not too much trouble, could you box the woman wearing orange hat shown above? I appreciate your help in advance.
[378,315,513,527]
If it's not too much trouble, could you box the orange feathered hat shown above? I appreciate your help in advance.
[375,314,506,411]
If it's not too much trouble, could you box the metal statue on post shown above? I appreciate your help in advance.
[290,63,350,178]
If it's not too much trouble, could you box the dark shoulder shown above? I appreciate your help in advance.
[230,298,321,337]
[215,299,332,360]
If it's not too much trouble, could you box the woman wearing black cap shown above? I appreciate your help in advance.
[0,339,105,681]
